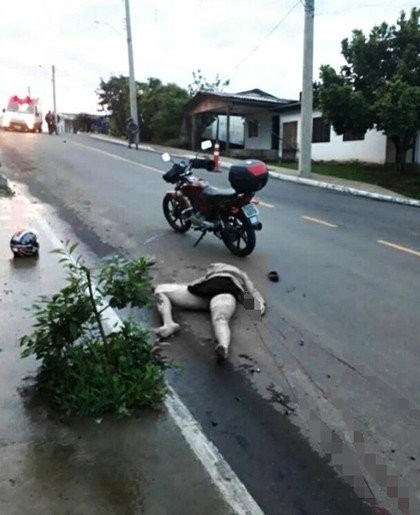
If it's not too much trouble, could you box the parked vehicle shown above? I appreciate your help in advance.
[161,141,268,257]
[1,95,43,132]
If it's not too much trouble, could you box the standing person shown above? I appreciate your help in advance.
[153,263,266,360]
[126,116,139,149]
[45,110,57,135]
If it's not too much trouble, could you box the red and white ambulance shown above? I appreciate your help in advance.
[1,95,43,132]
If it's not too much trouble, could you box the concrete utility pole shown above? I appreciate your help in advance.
[298,0,314,178]
[124,0,139,145]
[52,65,57,116]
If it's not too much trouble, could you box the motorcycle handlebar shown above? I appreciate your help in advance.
[190,158,216,171]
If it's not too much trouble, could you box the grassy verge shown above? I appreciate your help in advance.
[273,161,420,200]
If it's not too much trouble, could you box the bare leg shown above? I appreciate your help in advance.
[210,293,237,359]
[154,284,209,338]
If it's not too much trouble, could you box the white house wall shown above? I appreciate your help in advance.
[279,110,388,164]
[313,127,386,163]
[244,112,273,149]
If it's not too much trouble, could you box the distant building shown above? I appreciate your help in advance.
[57,113,109,134]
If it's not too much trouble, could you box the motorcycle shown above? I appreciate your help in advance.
[161,141,268,257]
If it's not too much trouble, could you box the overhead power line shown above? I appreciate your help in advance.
[221,0,302,82]
[317,2,414,16]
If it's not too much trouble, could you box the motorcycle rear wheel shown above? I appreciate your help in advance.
[162,194,192,233]
[221,213,256,257]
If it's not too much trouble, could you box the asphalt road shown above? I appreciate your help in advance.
[1,131,419,515]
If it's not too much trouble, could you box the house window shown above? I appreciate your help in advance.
[343,130,365,141]
[312,117,330,143]
[248,120,259,138]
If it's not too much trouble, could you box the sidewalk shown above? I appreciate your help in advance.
[0,183,261,515]
[88,133,420,208]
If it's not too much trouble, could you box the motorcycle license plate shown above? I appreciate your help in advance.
[242,203,259,219]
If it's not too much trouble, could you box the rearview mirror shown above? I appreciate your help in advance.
[201,140,212,151]
[162,152,171,162]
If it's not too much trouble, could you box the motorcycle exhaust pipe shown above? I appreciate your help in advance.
[252,221,263,231]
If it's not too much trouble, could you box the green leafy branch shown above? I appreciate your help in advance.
[20,242,166,417]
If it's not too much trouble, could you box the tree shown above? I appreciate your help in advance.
[138,79,189,142]
[187,68,230,96]
[318,8,420,171]
[96,75,189,143]
[97,75,131,137]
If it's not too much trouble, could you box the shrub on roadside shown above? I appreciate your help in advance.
[20,244,167,417]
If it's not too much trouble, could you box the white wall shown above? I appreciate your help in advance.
[279,110,388,164]
[244,112,273,149]
[313,127,387,163]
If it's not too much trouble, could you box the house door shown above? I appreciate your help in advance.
[282,121,298,162]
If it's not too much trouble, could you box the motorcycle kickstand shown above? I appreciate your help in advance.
[193,230,207,248]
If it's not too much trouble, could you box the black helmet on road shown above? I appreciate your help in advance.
[10,230,39,257]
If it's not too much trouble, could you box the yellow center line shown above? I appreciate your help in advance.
[258,201,274,209]
[377,240,420,258]
[301,215,337,228]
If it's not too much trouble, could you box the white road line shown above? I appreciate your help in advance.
[377,239,420,258]
[165,386,264,515]
[19,188,263,515]
[301,215,337,228]
[72,142,164,174]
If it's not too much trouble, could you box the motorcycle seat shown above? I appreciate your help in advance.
[201,186,237,203]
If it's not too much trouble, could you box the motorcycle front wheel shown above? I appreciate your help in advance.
[162,194,192,233]
[221,213,256,257]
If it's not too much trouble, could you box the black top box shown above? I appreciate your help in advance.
[228,160,269,193]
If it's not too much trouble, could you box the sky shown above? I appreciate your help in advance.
[0,0,416,114]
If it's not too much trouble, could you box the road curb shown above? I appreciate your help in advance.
[267,170,420,208]
[88,133,154,151]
